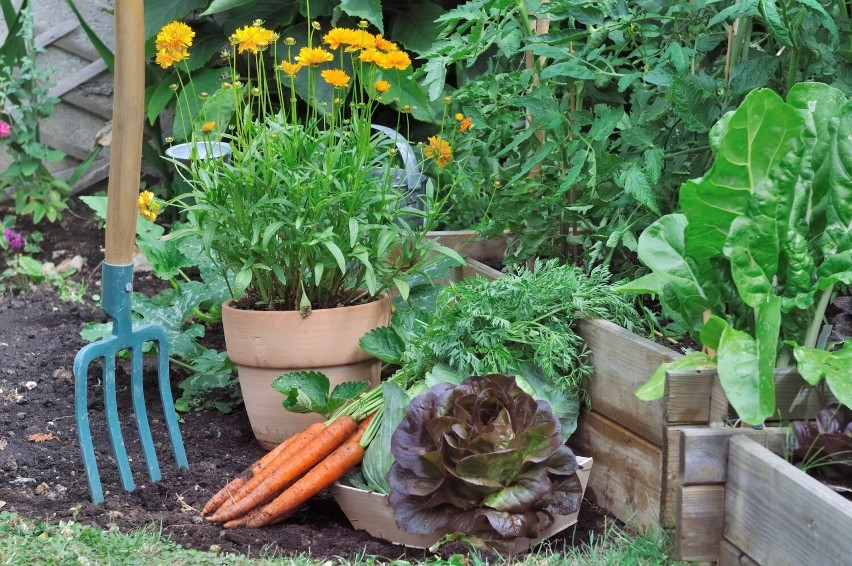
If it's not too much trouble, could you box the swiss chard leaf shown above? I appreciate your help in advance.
[792,342,852,407]
[361,381,410,495]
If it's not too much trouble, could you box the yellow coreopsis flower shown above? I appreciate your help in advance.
[323,28,355,49]
[230,24,276,54]
[279,60,303,76]
[321,69,351,88]
[358,48,380,64]
[374,80,391,93]
[295,46,335,66]
[459,117,473,132]
[347,29,376,50]
[156,21,195,53]
[375,50,411,71]
[374,34,398,52]
[425,135,452,169]
[155,47,189,69]
[138,191,160,222]
[201,121,216,133]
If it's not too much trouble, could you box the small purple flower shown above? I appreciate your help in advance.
[4,228,23,250]
[0,120,10,139]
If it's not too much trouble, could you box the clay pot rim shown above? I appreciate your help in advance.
[221,292,390,315]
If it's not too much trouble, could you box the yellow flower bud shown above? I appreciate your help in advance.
[165,137,174,143]
[442,96,452,105]
[169,84,178,91]
[200,92,209,99]
[252,87,261,96]
[358,20,369,29]
[285,37,295,46]
[311,21,321,30]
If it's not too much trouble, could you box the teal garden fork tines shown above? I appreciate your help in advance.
[72,0,187,504]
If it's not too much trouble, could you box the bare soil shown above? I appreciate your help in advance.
[0,202,614,561]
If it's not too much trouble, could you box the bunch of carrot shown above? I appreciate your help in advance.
[201,388,383,528]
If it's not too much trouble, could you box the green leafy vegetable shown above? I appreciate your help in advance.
[388,374,582,552]
[270,371,369,418]
[619,83,852,425]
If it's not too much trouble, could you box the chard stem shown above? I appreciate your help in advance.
[803,283,834,349]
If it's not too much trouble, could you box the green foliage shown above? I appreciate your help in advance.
[271,371,370,418]
[359,380,409,494]
[79,196,241,413]
[0,3,73,224]
[423,0,850,276]
[360,259,641,438]
[396,259,641,393]
[619,84,851,425]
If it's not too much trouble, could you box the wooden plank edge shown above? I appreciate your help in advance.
[724,436,852,565]
[49,59,108,99]
[717,538,760,566]
[674,484,725,562]
[680,427,788,485]
[34,21,79,49]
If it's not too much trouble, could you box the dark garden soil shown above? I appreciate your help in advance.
[0,201,615,561]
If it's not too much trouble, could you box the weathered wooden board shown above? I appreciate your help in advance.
[771,367,833,421]
[431,230,508,265]
[34,21,78,49]
[675,484,726,561]
[569,410,663,529]
[717,539,760,566]
[724,436,852,566]
[49,59,108,99]
[665,369,717,423]
[576,318,682,446]
[449,258,502,282]
[62,92,113,121]
[679,427,788,485]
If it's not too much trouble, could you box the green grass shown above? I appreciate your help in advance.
[0,511,684,565]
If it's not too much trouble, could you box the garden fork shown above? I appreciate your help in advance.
[73,0,187,504]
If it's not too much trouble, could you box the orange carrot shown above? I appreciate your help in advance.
[243,414,374,528]
[210,421,326,518]
[208,415,358,523]
[202,425,315,516]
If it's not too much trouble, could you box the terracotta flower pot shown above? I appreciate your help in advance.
[221,294,391,450]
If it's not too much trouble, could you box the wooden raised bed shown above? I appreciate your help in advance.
[451,259,724,531]
[448,258,838,563]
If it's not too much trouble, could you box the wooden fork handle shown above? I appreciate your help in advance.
[104,0,145,265]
